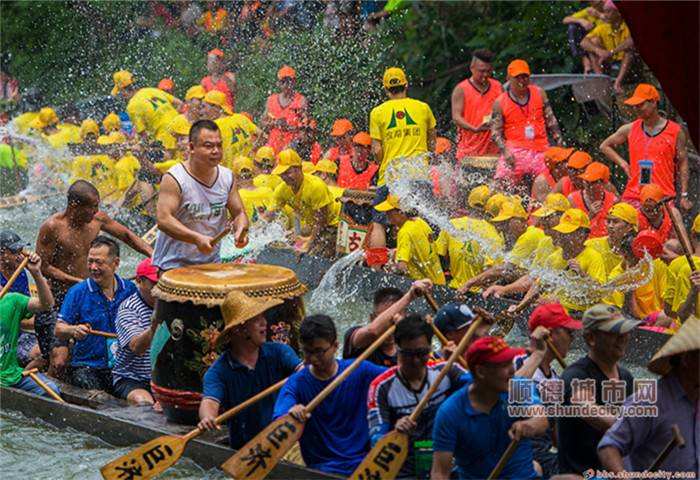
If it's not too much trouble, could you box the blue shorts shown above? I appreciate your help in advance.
[113,377,151,400]
[371,185,390,225]
[12,372,61,398]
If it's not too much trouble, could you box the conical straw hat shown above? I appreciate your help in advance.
[216,290,283,347]
[647,315,700,375]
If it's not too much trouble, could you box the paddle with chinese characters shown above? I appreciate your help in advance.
[100,376,289,480]
[221,325,397,480]
[348,314,481,480]
[21,368,63,402]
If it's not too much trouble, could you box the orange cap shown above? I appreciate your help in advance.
[640,183,665,204]
[579,162,610,182]
[277,65,296,80]
[330,118,353,136]
[624,83,660,105]
[544,146,574,165]
[209,48,224,58]
[507,59,530,77]
[567,151,593,169]
[436,137,452,155]
[158,78,174,91]
[353,132,371,146]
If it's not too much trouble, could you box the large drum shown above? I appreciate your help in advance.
[151,263,307,424]
[335,188,376,256]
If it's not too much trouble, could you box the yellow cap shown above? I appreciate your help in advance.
[383,67,408,88]
[314,159,338,175]
[532,193,571,218]
[255,146,275,164]
[491,200,528,222]
[302,161,314,173]
[608,202,639,231]
[375,194,401,212]
[203,90,233,115]
[484,193,509,218]
[553,208,590,234]
[468,185,491,209]
[30,107,59,129]
[102,112,121,132]
[80,119,100,139]
[171,115,191,136]
[233,156,255,176]
[272,149,302,175]
[692,214,700,234]
[111,70,134,96]
[185,85,207,101]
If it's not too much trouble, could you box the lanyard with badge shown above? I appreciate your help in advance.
[639,120,664,186]
[512,90,535,140]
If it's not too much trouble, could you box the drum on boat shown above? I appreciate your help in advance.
[151,262,307,424]
[336,188,375,256]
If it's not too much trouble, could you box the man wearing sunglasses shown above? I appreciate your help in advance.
[367,314,467,479]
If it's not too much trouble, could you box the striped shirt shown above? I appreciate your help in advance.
[112,292,153,384]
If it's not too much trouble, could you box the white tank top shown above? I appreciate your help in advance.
[152,162,233,271]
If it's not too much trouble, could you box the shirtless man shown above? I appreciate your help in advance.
[35,180,153,378]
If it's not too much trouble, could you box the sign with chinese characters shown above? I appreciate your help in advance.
[349,430,409,480]
[100,436,185,480]
[221,415,304,480]
[336,212,369,256]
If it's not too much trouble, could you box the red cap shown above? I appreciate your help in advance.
[136,258,159,283]
[209,48,224,59]
[633,229,663,259]
[528,304,582,332]
[466,336,525,367]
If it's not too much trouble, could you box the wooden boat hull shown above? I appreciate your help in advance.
[254,246,671,369]
[0,382,338,479]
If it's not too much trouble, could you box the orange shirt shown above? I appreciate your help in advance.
[455,78,502,158]
[570,190,616,238]
[202,74,235,111]
[623,119,681,200]
[266,92,306,153]
[638,209,673,242]
[498,86,548,151]
[337,158,378,190]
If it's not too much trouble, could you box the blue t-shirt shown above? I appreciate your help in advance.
[273,359,386,475]
[202,342,301,449]
[0,270,29,296]
[58,276,136,368]
[432,376,541,479]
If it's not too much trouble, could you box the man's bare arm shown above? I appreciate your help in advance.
[431,451,454,480]
[541,89,563,146]
[427,128,436,152]
[451,85,477,131]
[35,220,83,285]
[307,205,330,252]
[600,123,632,176]
[98,212,153,257]
[156,173,204,244]
[598,446,626,472]
[26,254,54,313]
[371,139,383,167]
[226,182,250,245]
[490,99,508,153]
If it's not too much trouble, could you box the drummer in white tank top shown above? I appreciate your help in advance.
[152,120,249,272]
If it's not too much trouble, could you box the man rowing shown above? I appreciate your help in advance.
[153,119,248,272]
[198,290,302,449]
[36,180,152,378]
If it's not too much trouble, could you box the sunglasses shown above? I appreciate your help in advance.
[398,347,431,358]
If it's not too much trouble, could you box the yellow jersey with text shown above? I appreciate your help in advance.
[126,87,179,140]
[216,114,258,169]
[369,97,436,186]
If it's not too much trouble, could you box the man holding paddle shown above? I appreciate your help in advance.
[153,119,249,272]
[0,251,60,397]
[55,236,136,391]
[272,315,386,475]
[197,290,302,449]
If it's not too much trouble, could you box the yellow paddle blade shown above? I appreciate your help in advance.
[221,415,304,480]
[348,430,409,480]
[100,435,187,480]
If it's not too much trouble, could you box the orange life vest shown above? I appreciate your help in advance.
[570,190,616,238]
[327,145,354,167]
[561,176,575,196]
[498,86,548,151]
[202,74,235,112]
[623,118,681,201]
[638,209,673,242]
[266,92,305,153]
[455,78,502,158]
[337,157,378,190]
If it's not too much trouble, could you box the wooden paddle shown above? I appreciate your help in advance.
[493,295,537,337]
[100,376,289,480]
[545,338,567,369]
[348,314,481,480]
[90,329,117,339]
[487,439,519,480]
[425,292,468,369]
[660,197,696,272]
[0,254,29,301]
[221,325,397,480]
[21,368,64,402]
[646,424,685,471]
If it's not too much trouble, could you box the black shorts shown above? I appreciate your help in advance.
[35,288,68,359]
[113,377,152,400]
[67,365,112,392]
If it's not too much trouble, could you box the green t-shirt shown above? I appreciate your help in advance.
[0,292,32,387]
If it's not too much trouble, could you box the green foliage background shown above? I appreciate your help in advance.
[1,1,613,147]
